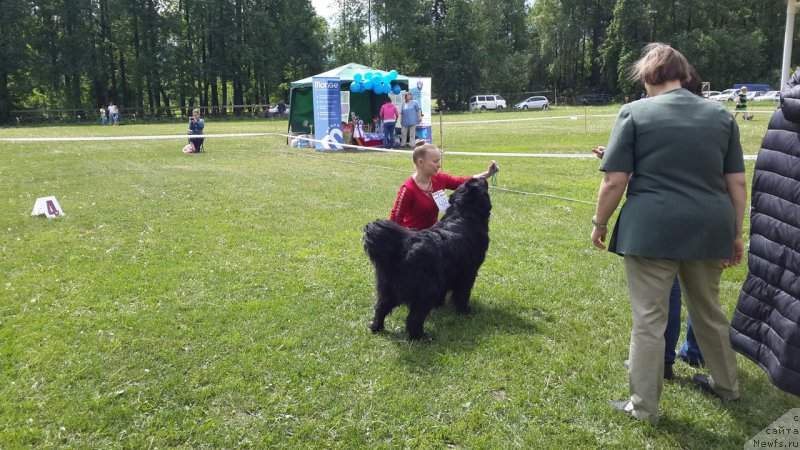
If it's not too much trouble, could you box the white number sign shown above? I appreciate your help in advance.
[31,196,64,219]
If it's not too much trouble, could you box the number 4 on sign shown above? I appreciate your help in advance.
[31,196,65,219]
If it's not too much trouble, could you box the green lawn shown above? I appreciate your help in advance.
[1,106,796,448]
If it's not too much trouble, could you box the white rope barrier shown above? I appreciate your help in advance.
[278,147,599,206]
[443,114,618,125]
[0,128,758,160]
[0,132,274,142]
[0,128,759,205]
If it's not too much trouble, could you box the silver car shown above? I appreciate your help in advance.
[753,91,780,101]
[513,96,550,111]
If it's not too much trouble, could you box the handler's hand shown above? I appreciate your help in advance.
[591,226,607,249]
[592,146,606,159]
[488,160,499,174]
[723,235,744,268]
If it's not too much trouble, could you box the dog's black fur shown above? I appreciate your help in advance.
[362,177,492,340]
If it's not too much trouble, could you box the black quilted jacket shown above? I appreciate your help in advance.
[729,72,800,397]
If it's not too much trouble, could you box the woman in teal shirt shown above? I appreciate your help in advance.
[400,92,422,148]
[591,43,747,424]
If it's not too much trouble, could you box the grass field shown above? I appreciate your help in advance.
[1,105,796,448]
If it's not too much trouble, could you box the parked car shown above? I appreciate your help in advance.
[514,96,550,111]
[469,94,507,111]
[702,90,721,98]
[746,90,766,101]
[580,93,611,105]
[709,89,739,101]
[753,90,780,101]
[269,104,290,116]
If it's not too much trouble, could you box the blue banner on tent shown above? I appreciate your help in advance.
[312,77,344,151]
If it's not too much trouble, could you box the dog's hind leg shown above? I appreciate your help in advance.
[451,273,478,314]
[369,277,396,333]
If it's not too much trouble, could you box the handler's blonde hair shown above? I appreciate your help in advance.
[412,141,439,165]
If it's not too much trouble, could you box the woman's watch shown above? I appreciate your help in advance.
[592,216,608,229]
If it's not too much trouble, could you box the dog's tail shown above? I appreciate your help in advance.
[362,219,410,267]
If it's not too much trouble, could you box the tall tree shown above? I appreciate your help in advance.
[0,0,30,121]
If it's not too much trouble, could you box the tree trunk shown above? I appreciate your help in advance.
[211,77,219,116]
[222,79,228,116]
[119,53,128,107]
[0,71,10,123]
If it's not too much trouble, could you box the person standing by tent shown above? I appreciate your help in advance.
[379,97,398,149]
[400,92,423,148]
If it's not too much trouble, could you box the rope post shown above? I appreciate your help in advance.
[439,109,443,149]
[439,108,444,171]
[584,105,588,132]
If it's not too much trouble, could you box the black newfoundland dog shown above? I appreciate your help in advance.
[362,177,492,340]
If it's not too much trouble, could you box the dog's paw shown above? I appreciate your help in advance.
[407,331,429,341]
[369,323,384,333]
[456,305,474,315]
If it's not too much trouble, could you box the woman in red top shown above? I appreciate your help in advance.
[390,142,498,230]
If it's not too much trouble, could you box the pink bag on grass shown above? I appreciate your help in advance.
[182,143,196,153]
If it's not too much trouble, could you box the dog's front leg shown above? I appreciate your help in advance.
[451,273,478,314]
[370,301,394,333]
[406,303,433,340]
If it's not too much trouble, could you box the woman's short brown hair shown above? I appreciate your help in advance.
[629,43,690,86]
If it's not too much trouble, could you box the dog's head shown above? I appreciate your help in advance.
[445,177,492,220]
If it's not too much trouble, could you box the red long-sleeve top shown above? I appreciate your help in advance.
[390,173,471,230]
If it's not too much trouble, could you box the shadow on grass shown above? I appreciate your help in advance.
[654,364,800,448]
[371,298,546,369]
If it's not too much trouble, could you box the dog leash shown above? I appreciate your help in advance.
[489,163,499,186]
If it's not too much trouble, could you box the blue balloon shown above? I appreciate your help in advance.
[392,84,401,95]
[364,72,374,81]
[389,70,398,80]
[351,82,362,93]
[354,73,363,83]
[382,75,391,85]
[363,80,373,90]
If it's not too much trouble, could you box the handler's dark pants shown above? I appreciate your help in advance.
[190,136,204,152]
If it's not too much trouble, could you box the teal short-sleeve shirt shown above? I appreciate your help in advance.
[599,88,745,259]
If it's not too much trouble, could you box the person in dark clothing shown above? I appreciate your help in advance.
[188,108,205,153]
[729,70,800,397]
[277,100,286,116]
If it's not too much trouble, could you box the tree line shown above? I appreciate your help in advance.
[0,0,795,122]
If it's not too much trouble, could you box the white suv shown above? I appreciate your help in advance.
[469,94,507,111]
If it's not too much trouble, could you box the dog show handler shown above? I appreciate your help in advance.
[390,142,498,230]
